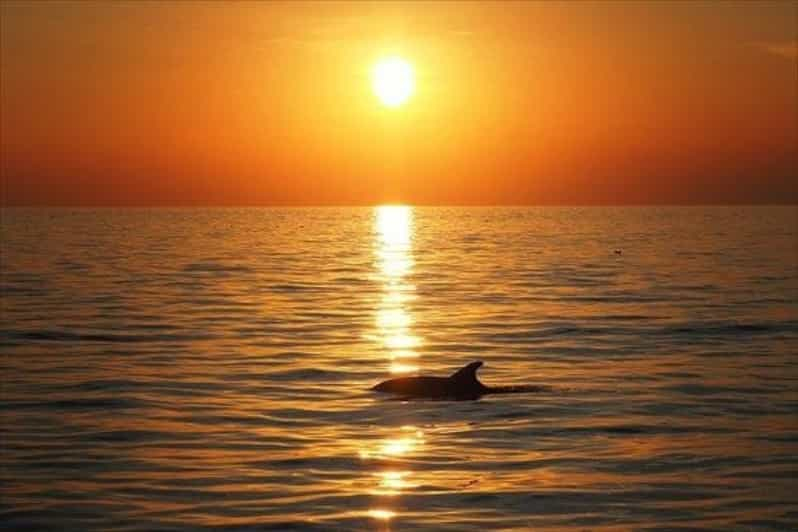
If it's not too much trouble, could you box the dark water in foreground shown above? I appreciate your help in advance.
[1,206,797,531]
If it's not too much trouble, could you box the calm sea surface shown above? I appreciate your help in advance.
[1,206,797,531]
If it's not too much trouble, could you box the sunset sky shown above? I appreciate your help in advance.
[1,1,796,206]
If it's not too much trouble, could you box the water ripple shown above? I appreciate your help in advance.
[1,206,796,531]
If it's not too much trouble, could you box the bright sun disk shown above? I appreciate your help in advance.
[372,57,414,107]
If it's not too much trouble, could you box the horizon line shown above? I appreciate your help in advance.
[2,203,797,209]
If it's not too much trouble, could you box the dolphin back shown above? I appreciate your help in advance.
[449,360,484,384]
[449,360,485,391]
[371,360,543,399]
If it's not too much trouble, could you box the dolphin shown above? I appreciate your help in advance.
[371,360,543,400]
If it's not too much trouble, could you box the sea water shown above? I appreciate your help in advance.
[1,206,796,530]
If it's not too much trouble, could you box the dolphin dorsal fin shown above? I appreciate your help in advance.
[449,361,483,383]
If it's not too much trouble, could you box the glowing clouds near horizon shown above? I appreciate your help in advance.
[372,57,414,107]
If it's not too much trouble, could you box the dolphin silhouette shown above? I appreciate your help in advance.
[371,361,543,400]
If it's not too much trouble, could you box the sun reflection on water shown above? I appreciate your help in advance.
[380,437,416,457]
[373,471,415,496]
[376,206,411,247]
[389,349,419,360]
[361,206,425,526]
[374,205,420,369]
[358,426,426,520]
[376,308,412,329]
[388,361,419,374]
[384,334,421,352]
[367,508,396,521]
[358,426,426,460]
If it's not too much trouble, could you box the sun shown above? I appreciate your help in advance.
[372,57,414,107]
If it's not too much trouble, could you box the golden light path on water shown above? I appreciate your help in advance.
[360,205,424,525]
[375,206,420,374]
[2,208,797,529]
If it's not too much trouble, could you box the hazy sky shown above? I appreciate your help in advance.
[1,1,796,205]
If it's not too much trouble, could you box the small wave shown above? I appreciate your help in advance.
[488,384,548,394]
[268,283,324,293]
[664,383,773,397]
[182,261,254,275]
[661,320,796,338]
[0,284,50,297]
[265,367,351,381]
[0,329,216,344]
[595,314,659,321]
[481,325,618,342]
[1,397,141,411]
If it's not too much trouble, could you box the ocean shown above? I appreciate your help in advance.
[1,206,796,531]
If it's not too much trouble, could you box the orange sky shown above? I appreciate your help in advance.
[1,1,796,205]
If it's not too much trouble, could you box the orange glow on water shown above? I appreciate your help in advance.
[376,308,412,329]
[359,426,425,460]
[378,470,411,490]
[389,350,420,359]
[367,508,396,521]
[377,206,412,247]
[374,205,421,371]
[371,470,417,496]
[381,437,416,457]
[384,334,421,350]
[2,207,795,529]
[389,361,419,374]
